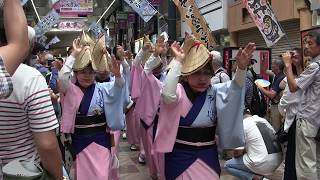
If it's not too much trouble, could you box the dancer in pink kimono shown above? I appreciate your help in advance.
[58,37,130,180]
[154,35,256,180]
[124,51,141,151]
[131,36,168,179]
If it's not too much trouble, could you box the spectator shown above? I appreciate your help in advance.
[224,110,283,180]
[0,5,63,180]
[244,59,257,110]
[282,30,320,180]
[257,58,285,131]
[33,46,50,77]
[210,50,230,84]
[48,57,64,93]
[278,47,304,180]
[0,0,29,99]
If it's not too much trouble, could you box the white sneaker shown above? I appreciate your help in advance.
[130,144,138,151]
[138,153,146,165]
[122,132,127,140]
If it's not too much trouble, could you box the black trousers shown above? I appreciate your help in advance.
[284,120,297,180]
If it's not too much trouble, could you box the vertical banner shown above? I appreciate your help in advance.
[37,35,48,47]
[242,0,285,47]
[34,10,60,37]
[123,0,157,22]
[45,36,61,49]
[89,21,105,39]
[173,0,217,50]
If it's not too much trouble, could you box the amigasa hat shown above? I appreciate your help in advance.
[73,31,109,72]
[181,34,210,76]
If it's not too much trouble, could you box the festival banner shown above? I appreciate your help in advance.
[173,0,217,50]
[242,0,285,47]
[89,21,105,39]
[34,9,60,37]
[45,36,61,49]
[37,35,48,47]
[123,0,157,22]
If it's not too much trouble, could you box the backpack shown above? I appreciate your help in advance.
[246,68,268,117]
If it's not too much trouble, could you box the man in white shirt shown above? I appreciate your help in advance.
[282,30,320,179]
[224,110,283,180]
[210,51,230,84]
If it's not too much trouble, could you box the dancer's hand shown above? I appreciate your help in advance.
[236,42,256,70]
[171,41,185,62]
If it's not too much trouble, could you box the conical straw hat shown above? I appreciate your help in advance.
[91,35,109,72]
[73,32,94,71]
[73,31,109,72]
[181,37,210,76]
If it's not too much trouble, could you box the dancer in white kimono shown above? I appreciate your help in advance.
[154,35,256,180]
[58,34,130,180]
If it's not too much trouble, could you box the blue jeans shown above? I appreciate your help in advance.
[224,156,254,180]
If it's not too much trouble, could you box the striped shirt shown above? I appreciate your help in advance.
[296,55,320,127]
[0,57,13,99]
[0,64,58,167]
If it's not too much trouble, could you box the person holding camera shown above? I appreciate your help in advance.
[278,48,304,180]
[282,31,320,180]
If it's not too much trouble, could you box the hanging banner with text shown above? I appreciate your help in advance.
[45,36,61,49]
[89,21,105,39]
[37,35,48,47]
[242,0,285,47]
[53,0,93,17]
[123,0,157,22]
[34,9,60,37]
[173,0,217,50]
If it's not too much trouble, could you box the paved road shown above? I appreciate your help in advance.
[118,138,284,180]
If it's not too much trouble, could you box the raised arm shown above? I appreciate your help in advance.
[0,0,29,75]
[58,38,82,93]
[233,43,256,87]
[282,51,299,93]
[162,41,185,104]
[144,35,168,74]
[133,37,152,66]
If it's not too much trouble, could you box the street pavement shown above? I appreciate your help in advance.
[118,138,284,180]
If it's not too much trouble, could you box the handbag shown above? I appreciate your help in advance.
[275,124,288,144]
[2,158,53,180]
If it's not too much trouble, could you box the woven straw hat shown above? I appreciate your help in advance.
[73,31,109,72]
[181,35,210,76]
